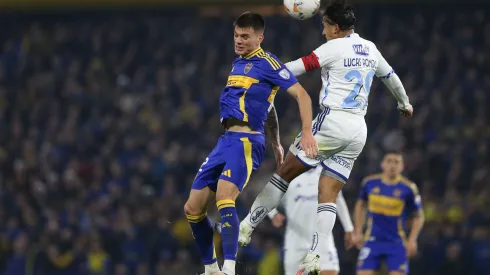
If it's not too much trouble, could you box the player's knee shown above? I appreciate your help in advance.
[184,199,205,217]
[318,176,343,203]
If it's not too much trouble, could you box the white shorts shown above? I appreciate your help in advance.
[284,231,339,275]
[289,107,367,182]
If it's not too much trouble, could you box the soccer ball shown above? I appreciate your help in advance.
[284,0,321,20]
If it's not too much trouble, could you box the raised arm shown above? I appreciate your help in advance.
[374,46,413,117]
[286,41,341,77]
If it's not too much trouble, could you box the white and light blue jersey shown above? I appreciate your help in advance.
[314,33,394,115]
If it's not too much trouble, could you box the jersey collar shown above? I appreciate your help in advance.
[242,47,264,59]
[381,175,402,185]
[346,32,359,38]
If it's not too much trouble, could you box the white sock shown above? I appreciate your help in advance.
[310,203,337,255]
[244,173,289,228]
[222,260,236,275]
[204,262,220,275]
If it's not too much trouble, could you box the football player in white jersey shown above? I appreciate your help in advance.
[267,166,355,275]
[238,2,412,274]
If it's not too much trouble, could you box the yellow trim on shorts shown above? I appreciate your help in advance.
[240,137,253,189]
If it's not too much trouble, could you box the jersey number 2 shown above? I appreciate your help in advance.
[341,70,375,109]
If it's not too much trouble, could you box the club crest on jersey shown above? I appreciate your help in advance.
[372,187,380,194]
[393,189,401,197]
[352,44,370,56]
[244,63,253,74]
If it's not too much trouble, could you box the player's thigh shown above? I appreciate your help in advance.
[385,243,408,274]
[218,132,265,193]
[289,108,344,167]
[357,244,382,274]
[192,138,226,193]
[320,271,338,275]
[276,151,312,183]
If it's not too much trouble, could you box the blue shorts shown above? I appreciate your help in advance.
[192,131,265,192]
[357,241,408,274]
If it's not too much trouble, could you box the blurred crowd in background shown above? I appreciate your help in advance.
[0,4,489,275]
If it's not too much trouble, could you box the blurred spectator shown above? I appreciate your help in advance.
[0,4,487,275]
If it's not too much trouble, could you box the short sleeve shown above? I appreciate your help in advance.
[406,183,423,212]
[313,41,342,69]
[373,45,394,78]
[261,55,298,91]
[358,180,369,201]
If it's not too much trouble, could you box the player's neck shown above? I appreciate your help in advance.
[381,174,401,184]
[241,46,262,58]
[339,30,354,38]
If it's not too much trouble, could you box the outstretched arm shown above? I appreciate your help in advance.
[374,46,413,116]
[286,42,341,76]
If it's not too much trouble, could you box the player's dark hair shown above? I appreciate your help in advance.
[323,0,356,31]
[234,12,265,32]
[384,150,404,157]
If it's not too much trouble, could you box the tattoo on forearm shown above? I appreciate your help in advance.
[266,106,280,146]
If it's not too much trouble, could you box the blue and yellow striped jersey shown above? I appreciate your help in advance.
[220,47,298,134]
[359,174,423,243]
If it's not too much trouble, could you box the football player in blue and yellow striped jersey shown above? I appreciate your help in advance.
[183,12,317,275]
[354,151,425,275]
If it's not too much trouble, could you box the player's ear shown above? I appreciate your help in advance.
[258,33,264,44]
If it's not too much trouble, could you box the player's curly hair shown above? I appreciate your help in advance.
[322,0,356,31]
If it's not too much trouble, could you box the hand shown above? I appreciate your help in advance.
[300,131,318,158]
[344,232,355,249]
[398,104,413,117]
[352,231,364,249]
[406,239,418,258]
[271,213,286,228]
[272,144,284,170]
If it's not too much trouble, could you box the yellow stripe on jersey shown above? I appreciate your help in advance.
[257,52,281,70]
[226,75,259,89]
[240,137,253,190]
[186,212,207,223]
[268,86,280,103]
[227,75,259,122]
[364,216,373,241]
[399,177,419,195]
[368,194,405,216]
[216,199,235,210]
